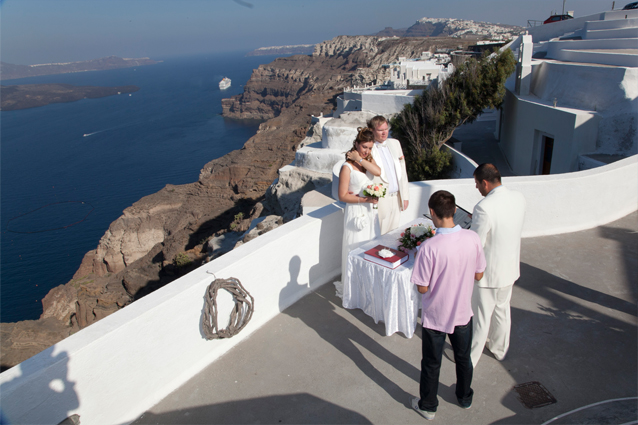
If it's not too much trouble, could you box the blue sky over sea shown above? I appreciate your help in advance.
[1,0,613,65]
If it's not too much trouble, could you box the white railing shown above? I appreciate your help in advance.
[1,154,636,425]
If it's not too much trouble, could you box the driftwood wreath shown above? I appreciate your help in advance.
[202,277,254,340]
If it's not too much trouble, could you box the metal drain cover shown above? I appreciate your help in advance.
[514,381,557,409]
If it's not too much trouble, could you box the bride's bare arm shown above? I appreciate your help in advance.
[346,151,381,176]
[338,165,378,204]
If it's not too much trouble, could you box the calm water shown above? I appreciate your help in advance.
[1,51,279,322]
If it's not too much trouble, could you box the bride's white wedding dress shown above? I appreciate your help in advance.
[335,162,379,297]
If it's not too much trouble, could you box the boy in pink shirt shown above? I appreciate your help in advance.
[410,190,486,420]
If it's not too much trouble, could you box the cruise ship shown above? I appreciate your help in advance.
[218,77,231,90]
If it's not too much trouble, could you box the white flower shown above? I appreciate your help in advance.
[410,224,427,238]
[362,183,387,198]
[378,248,394,258]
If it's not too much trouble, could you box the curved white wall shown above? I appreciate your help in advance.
[530,62,633,111]
[360,90,421,115]
[322,123,359,150]
[321,113,374,150]
[585,17,638,30]
[2,155,636,425]
[444,144,479,178]
[584,26,638,39]
[401,154,638,237]
[0,206,344,425]
[546,38,638,58]
[527,10,638,43]
[554,48,638,67]
[296,144,344,173]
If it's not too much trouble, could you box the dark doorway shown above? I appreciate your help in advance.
[541,136,554,175]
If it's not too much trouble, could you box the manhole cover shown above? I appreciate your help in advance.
[514,381,557,409]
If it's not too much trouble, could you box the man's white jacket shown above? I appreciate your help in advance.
[471,185,526,288]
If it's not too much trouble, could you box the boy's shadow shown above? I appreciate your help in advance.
[279,256,420,406]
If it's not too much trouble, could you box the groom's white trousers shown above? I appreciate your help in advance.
[470,284,513,367]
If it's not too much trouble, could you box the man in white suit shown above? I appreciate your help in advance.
[470,163,526,367]
[368,116,410,235]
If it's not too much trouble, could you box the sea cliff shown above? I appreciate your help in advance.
[1,35,477,369]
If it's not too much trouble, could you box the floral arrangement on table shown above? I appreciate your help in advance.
[362,183,386,209]
[398,223,436,252]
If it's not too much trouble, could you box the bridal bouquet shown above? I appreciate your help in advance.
[398,223,436,251]
[362,183,386,209]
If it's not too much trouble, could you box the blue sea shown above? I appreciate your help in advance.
[1,51,280,323]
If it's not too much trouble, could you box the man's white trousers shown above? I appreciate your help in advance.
[377,193,401,235]
[470,284,513,366]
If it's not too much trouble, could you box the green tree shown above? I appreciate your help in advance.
[391,49,516,181]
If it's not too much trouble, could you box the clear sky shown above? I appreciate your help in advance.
[1,0,615,65]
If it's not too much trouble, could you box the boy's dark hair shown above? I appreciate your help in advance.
[428,190,456,219]
[473,163,502,184]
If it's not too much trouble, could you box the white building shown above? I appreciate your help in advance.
[387,51,454,89]
[497,9,638,175]
[334,87,420,118]
[299,52,454,178]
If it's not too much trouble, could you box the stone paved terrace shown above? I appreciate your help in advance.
[134,211,637,424]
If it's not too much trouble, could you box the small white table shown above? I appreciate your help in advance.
[342,218,433,338]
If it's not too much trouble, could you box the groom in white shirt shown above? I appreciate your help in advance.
[368,116,410,234]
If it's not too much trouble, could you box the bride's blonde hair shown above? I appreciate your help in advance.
[345,127,375,162]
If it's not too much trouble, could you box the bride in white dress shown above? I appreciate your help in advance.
[335,128,382,296]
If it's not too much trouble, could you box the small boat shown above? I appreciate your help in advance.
[219,77,231,90]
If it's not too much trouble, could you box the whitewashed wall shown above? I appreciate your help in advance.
[547,37,638,54]
[445,144,479,179]
[1,155,636,425]
[400,154,637,237]
[527,10,638,43]
[361,91,419,115]
[499,89,601,175]
[0,205,344,425]
[553,48,638,67]
[546,37,638,67]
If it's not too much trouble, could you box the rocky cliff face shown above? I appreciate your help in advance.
[222,35,477,121]
[1,35,478,370]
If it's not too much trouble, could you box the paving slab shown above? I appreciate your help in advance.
[134,212,637,424]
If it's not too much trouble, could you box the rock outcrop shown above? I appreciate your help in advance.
[1,35,480,370]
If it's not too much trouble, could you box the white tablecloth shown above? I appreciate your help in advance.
[342,218,433,338]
